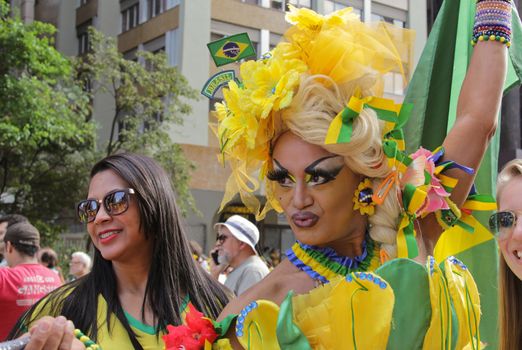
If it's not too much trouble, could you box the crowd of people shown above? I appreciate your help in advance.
[0,215,92,341]
[0,0,520,349]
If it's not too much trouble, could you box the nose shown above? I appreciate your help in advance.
[292,181,313,210]
[93,203,111,224]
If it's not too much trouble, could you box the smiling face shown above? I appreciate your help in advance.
[497,177,522,280]
[269,132,366,251]
[86,169,152,264]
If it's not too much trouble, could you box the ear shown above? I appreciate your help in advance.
[238,241,248,251]
[5,241,13,253]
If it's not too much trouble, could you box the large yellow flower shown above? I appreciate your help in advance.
[217,81,258,153]
[251,60,306,119]
[241,55,306,119]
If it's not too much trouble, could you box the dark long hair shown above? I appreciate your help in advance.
[10,153,230,349]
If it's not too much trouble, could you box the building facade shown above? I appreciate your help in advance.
[14,0,428,254]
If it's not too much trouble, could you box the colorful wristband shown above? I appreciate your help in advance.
[472,0,512,47]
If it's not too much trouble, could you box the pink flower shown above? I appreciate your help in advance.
[163,304,218,350]
[401,147,450,216]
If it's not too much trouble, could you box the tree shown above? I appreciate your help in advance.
[0,2,97,233]
[76,28,199,214]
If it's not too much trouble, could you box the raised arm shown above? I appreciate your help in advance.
[418,0,511,256]
[443,40,507,206]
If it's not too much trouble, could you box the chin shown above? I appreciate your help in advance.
[98,248,120,262]
[294,233,323,247]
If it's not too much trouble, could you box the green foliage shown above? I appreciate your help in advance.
[0,5,97,231]
[0,7,199,260]
[76,28,199,214]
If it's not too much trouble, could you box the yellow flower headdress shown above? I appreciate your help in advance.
[214,6,415,220]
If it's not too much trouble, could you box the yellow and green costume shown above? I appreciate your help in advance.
[233,256,481,350]
[212,5,497,350]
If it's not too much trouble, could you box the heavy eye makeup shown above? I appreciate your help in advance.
[267,156,344,187]
[266,160,296,187]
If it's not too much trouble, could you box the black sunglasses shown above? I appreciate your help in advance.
[216,234,228,244]
[77,188,135,224]
[489,210,519,239]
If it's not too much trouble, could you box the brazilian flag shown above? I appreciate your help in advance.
[207,33,256,67]
[403,0,522,348]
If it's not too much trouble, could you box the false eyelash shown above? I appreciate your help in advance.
[306,167,342,182]
[266,169,289,181]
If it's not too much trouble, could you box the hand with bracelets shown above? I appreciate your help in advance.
[0,316,99,350]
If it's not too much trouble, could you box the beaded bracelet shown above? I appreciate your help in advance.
[471,0,512,47]
[74,329,102,350]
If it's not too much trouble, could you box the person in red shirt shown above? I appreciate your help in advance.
[0,221,62,340]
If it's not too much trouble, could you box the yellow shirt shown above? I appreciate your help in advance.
[28,292,189,349]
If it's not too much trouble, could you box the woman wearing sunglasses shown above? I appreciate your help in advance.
[9,153,230,349]
[490,159,522,350]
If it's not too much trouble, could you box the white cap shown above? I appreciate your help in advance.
[214,215,259,253]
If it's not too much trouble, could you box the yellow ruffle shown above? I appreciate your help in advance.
[292,273,394,349]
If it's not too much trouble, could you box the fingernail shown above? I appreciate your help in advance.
[38,322,50,333]
[56,316,67,325]
[66,320,74,332]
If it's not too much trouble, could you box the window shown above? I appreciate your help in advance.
[78,32,89,55]
[121,3,139,32]
[393,19,405,28]
[286,0,311,9]
[123,47,138,61]
[383,72,404,96]
[148,0,166,19]
[241,0,258,4]
[324,0,347,14]
[371,14,405,28]
[271,0,310,10]
[324,1,361,17]
[77,20,92,55]
[271,0,284,10]
[78,0,88,7]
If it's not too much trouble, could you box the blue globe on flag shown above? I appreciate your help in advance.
[223,42,241,58]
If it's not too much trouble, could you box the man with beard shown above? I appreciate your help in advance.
[213,215,269,296]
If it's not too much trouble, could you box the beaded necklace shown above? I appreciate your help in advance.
[286,236,380,284]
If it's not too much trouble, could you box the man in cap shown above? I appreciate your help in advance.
[0,222,62,340]
[0,214,28,267]
[213,215,269,296]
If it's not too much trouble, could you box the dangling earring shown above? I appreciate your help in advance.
[353,178,376,215]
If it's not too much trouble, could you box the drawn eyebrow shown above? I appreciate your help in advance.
[273,158,287,171]
[304,155,342,173]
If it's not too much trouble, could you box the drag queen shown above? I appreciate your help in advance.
[213,1,512,349]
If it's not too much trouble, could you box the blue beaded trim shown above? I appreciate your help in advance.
[448,256,468,270]
[429,256,436,276]
[235,301,258,338]
[345,271,388,289]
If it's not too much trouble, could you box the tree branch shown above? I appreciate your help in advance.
[107,77,120,156]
